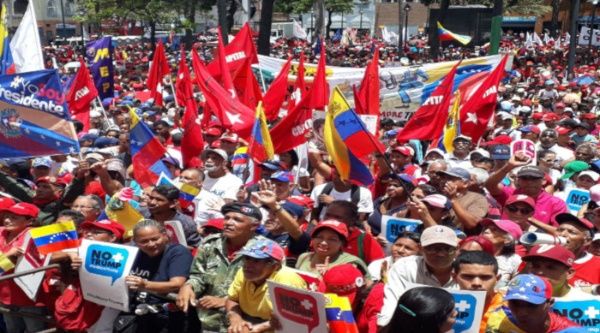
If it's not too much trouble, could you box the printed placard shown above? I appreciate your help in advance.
[553,298,600,332]
[165,220,187,247]
[566,188,591,214]
[381,216,422,243]
[511,139,536,163]
[79,239,139,311]
[268,281,328,333]
[450,289,486,333]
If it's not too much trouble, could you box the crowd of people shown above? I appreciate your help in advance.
[0,27,599,333]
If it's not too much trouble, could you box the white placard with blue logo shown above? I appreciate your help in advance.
[381,216,422,243]
[566,189,590,214]
[553,297,600,332]
[79,239,139,311]
[407,284,485,333]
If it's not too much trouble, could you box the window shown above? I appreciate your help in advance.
[47,0,58,17]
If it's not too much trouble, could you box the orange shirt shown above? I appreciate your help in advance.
[480,292,504,333]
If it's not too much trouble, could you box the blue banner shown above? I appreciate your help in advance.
[86,36,114,100]
[566,189,590,214]
[0,69,79,158]
[381,216,422,243]
[553,298,600,332]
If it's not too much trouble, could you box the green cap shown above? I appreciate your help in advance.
[560,160,590,180]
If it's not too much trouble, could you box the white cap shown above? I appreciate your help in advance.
[578,170,600,182]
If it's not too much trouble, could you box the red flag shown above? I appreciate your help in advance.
[262,57,292,121]
[66,58,98,132]
[146,41,171,106]
[354,48,380,116]
[216,27,237,99]
[459,55,509,142]
[234,57,263,109]
[177,49,204,167]
[307,43,329,110]
[191,50,254,139]
[396,61,461,142]
[270,89,313,154]
[207,23,259,78]
[288,53,306,112]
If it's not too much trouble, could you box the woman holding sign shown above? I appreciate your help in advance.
[367,173,415,235]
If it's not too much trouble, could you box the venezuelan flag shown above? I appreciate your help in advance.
[129,108,172,186]
[324,87,377,186]
[325,293,359,333]
[248,102,274,163]
[437,22,472,46]
[30,221,79,255]
[441,90,461,153]
[0,251,14,275]
[0,4,13,75]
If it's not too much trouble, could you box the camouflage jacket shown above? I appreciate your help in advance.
[186,233,266,332]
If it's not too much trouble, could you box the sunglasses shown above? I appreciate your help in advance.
[506,205,534,215]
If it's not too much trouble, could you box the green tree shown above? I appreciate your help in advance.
[324,0,354,37]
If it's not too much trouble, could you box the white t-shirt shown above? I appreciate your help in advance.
[310,183,374,220]
[193,190,225,226]
[202,172,243,201]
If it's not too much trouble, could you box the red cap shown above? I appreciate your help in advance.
[484,134,512,146]
[532,112,544,120]
[555,126,571,135]
[0,197,16,211]
[36,176,68,186]
[319,264,364,304]
[555,102,566,109]
[481,218,523,240]
[311,220,349,240]
[524,244,575,267]
[204,218,225,231]
[505,194,535,209]
[542,113,559,122]
[392,146,414,157]
[205,127,223,136]
[81,219,125,239]
[287,195,315,210]
[220,133,239,143]
[582,113,597,120]
[5,203,40,218]
[554,213,595,230]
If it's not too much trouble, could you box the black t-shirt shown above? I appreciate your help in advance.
[130,243,193,282]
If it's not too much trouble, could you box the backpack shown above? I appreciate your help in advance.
[313,182,361,219]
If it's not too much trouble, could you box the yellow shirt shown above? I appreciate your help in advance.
[228,266,307,320]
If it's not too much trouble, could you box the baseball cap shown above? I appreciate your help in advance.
[517,166,545,179]
[35,176,69,187]
[490,145,511,160]
[280,201,304,218]
[85,152,105,163]
[32,157,52,168]
[205,127,223,136]
[561,161,590,180]
[319,264,365,304]
[221,133,239,143]
[260,160,284,171]
[221,202,263,221]
[554,212,595,231]
[421,194,452,210]
[555,126,571,135]
[201,148,228,161]
[287,195,314,210]
[480,218,523,240]
[80,219,125,239]
[582,113,597,120]
[523,244,575,268]
[4,202,40,218]
[438,167,471,181]
[420,225,459,247]
[106,158,126,179]
[485,135,513,146]
[469,148,491,160]
[532,112,544,120]
[239,239,285,262]
[497,111,513,121]
[382,173,416,186]
[424,148,445,159]
[505,194,535,209]
[0,197,16,211]
[542,113,560,122]
[505,274,553,305]
[311,220,349,240]
[519,125,541,134]
[575,122,591,131]
[453,135,472,143]
[204,218,225,231]
[270,171,294,183]
[392,146,414,157]
[578,170,599,182]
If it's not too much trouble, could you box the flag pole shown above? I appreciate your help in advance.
[257,63,267,93]
[95,96,110,125]
[168,78,180,109]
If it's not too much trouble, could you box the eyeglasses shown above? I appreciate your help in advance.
[505,205,534,215]
[423,245,456,254]
[540,134,556,138]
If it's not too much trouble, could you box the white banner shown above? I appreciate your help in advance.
[579,26,600,47]
[79,239,139,311]
[14,233,50,300]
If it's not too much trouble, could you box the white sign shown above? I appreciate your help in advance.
[14,233,50,300]
[268,281,328,333]
[579,26,600,47]
[79,239,139,311]
[165,220,187,247]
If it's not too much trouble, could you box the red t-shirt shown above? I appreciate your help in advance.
[344,228,385,265]
[0,227,40,306]
[356,282,384,333]
[569,252,600,287]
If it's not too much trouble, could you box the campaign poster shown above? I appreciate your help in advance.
[165,220,187,247]
[511,139,536,163]
[449,289,486,333]
[79,239,139,311]
[553,298,600,332]
[268,281,328,333]
[566,189,590,214]
[381,216,422,243]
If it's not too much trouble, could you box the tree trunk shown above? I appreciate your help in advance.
[326,10,333,39]
[227,0,238,32]
[150,21,156,51]
[429,0,449,60]
[217,0,229,43]
[315,0,326,39]
[185,0,196,50]
[550,0,560,37]
[257,0,275,55]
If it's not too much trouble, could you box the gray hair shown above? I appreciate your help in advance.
[427,159,448,171]
[133,219,166,237]
[76,194,104,211]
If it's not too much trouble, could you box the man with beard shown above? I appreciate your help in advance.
[201,148,242,203]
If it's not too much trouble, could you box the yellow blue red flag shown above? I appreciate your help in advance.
[30,221,78,255]
[438,22,472,45]
[325,293,359,333]
[248,101,275,163]
[0,251,14,275]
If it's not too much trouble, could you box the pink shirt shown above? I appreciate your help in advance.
[494,187,567,226]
